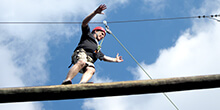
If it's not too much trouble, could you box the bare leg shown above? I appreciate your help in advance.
[65,60,86,81]
[79,66,95,83]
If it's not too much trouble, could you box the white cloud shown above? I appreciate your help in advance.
[0,102,43,110]
[82,94,170,110]
[91,72,113,83]
[0,0,131,109]
[0,46,24,87]
[132,2,220,80]
[82,0,220,110]
[132,21,220,80]
[142,0,166,13]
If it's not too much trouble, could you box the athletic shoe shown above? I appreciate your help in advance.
[62,80,72,85]
[79,82,94,84]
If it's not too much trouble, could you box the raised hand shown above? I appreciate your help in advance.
[94,4,107,14]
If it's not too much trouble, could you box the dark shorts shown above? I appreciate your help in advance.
[72,48,95,73]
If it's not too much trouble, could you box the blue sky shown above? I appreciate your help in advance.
[1,0,220,110]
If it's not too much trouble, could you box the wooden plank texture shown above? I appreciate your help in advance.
[0,74,220,103]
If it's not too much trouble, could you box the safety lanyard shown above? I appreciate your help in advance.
[95,37,104,53]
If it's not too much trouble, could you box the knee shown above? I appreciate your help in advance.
[87,67,95,75]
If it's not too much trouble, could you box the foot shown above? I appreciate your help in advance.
[62,80,72,85]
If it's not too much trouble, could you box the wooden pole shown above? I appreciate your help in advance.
[1,74,220,103]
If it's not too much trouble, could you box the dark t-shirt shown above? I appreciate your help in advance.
[74,25,104,62]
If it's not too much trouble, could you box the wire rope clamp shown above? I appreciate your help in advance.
[103,20,112,34]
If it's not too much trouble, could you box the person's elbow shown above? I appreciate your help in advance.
[82,21,88,27]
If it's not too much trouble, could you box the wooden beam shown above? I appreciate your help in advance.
[1,74,220,103]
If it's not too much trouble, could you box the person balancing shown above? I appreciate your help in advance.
[62,4,124,84]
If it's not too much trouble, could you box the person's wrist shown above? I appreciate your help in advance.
[94,10,98,14]
[115,58,118,62]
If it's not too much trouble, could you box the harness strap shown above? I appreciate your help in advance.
[68,63,73,68]
[94,37,104,53]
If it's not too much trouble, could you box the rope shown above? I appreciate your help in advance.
[107,28,179,110]
[163,93,179,110]
[108,14,220,24]
[109,31,152,79]
[0,14,219,24]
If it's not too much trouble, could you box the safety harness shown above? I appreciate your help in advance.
[68,31,105,68]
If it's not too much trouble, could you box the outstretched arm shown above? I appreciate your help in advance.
[103,53,124,63]
[82,4,107,27]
